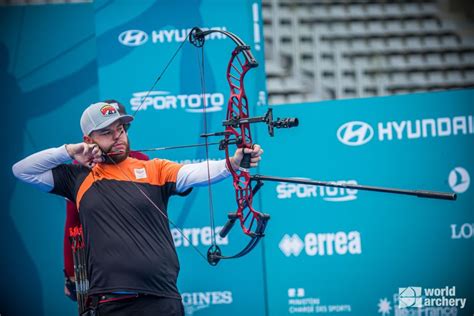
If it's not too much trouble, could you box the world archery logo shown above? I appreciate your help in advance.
[448,167,470,193]
[100,104,118,116]
[118,30,148,46]
[337,121,374,146]
[398,287,423,308]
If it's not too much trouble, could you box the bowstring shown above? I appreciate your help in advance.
[195,41,218,251]
[130,36,190,118]
[108,34,191,149]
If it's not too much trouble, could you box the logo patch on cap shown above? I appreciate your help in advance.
[100,104,118,116]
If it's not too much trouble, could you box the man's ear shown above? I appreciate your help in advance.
[83,135,93,144]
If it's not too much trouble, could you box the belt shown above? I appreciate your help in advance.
[97,293,142,304]
[83,293,143,315]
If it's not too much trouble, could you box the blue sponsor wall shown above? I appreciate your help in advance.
[2,1,473,315]
[256,90,473,315]
[1,3,99,316]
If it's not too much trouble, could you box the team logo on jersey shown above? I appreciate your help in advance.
[134,168,147,179]
[100,104,118,116]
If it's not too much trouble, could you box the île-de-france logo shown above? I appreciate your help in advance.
[100,104,118,117]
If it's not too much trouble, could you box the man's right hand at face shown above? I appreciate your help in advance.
[65,143,104,168]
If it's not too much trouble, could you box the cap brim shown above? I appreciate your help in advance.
[89,115,134,135]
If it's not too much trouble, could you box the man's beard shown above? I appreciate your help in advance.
[104,139,130,164]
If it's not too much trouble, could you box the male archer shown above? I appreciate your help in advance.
[12,101,263,315]
[62,100,150,302]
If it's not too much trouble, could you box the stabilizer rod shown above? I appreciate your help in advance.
[251,175,456,200]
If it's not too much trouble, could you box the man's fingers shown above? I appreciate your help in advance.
[82,144,93,156]
[250,156,261,167]
[82,145,91,156]
[91,146,101,156]
[82,144,102,160]
[242,146,263,156]
[232,145,263,170]
[89,144,101,155]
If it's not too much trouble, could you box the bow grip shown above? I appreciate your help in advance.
[219,212,239,238]
[240,152,251,169]
[240,144,255,169]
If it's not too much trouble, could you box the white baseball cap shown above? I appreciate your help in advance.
[80,102,134,136]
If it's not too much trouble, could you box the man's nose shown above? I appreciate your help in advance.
[113,129,123,140]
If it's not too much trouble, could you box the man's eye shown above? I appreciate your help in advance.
[100,131,111,136]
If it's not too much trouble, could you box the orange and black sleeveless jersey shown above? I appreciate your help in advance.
[51,157,191,299]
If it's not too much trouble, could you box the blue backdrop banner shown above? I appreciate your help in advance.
[1,3,98,315]
[2,1,473,315]
[256,89,473,316]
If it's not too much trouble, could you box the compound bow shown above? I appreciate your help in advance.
[188,27,298,265]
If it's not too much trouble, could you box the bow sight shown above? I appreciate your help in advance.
[202,108,299,168]
[223,108,299,137]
